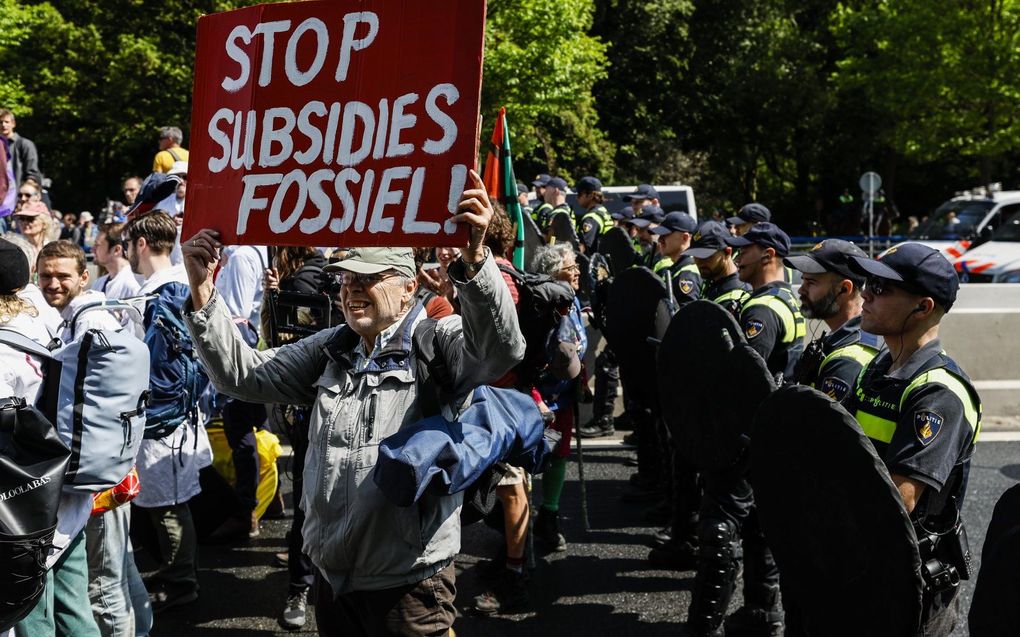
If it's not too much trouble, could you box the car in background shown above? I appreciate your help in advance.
[951,207,1020,282]
[907,186,1020,257]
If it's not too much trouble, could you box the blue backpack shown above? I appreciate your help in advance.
[142,282,208,439]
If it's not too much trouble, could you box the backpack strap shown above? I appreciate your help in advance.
[411,318,455,419]
[167,148,181,162]
[66,299,146,340]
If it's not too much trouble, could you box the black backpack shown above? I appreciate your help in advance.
[496,264,575,387]
[0,330,71,631]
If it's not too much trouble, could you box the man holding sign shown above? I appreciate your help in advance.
[181,169,524,635]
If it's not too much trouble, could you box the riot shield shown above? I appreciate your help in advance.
[752,385,923,636]
[657,300,775,469]
[576,251,593,306]
[521,211,544,269]
[600,226,637,275]
[549,211,579,249]
[969,483,1020,636]
[605,266,667,408]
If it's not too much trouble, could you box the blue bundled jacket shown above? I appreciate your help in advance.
[373,384,547,507]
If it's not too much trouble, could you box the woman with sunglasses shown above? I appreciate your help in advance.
[12,200,52,253]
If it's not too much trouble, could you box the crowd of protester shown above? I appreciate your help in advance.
[0,109,982,637]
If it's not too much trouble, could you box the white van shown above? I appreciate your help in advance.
[951,207,1020,283]
[907,187,1020,257]
[561,185,698,221]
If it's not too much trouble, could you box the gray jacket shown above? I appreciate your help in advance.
[185,254,524,593]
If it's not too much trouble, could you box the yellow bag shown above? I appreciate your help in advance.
[206,419,284,519]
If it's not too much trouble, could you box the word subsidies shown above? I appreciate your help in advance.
[187,2,485,247]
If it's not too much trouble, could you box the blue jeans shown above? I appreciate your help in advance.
[16,530,102,637]
[86,507,153,637]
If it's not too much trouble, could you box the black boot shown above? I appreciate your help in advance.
[533,508,566,552]
[724,584,784,636]
[578,416,615,438]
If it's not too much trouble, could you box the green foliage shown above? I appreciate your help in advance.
[483,0,613,182]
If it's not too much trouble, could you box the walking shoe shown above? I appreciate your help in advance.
[533,508,567,552]
[150,584,198,614]
[723,605,784,636]
[273,552,289,568]
[577,417,615,438]
[622,431,639,446]
[648,539,699,571]
[280,589,308,630]
[472,569,529,614]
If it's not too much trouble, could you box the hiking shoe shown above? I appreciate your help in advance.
[578,417,615,438]
[648,539,699,571]
[150,585,198,614]
[724,605,784,636]
[472,569,529,614]
[280,589,308,630]
[533,509,567,552]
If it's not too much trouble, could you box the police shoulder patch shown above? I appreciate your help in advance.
[744,318,765,339]
[582,221,594,233]
[679,279,695,295]
[914,410,944,446]
[820,376,851,402]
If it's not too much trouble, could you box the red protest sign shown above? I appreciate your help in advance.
[183,0,485,248]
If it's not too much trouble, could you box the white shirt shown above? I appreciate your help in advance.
[133,264,213,508]
[215,245,266,333]
[92,265,142,301]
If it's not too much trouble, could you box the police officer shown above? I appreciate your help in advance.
[531,174,554,229]
[543,177,574,241]
[575,176,612,255]
[687,222,804,636]
[846,244,979,636]
[729,223,805,383]
[785,239,882,402]
[517,182,532,219]
[686,221,751,318]
[726,202,772,237]
[622,183,660,218]
[649,211,702,306]
[629,204,666,268]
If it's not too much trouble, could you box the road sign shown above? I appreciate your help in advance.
[859,172,882,196]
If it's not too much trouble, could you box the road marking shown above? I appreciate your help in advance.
[951,308,1020,314]
[979,431,1020,442]
[974,380,1020,390]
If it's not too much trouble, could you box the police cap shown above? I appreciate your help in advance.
[575,176,602,193]
[848,243,959,311]
[726,202,772,226]
[725,222,791,257]
[683,221,731,258]
[784,239,867,286]
[622,184,659,202]
[650,211,698,235]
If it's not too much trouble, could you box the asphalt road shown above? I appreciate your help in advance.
[147,441,1020,636]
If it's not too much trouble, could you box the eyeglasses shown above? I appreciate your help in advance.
[12,215,38,223]
[17,191,35,199]
[559,263,580,273]
[331,271,400,288]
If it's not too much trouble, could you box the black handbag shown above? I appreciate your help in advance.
[0,330,71,630]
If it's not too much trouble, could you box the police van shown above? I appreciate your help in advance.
[906,185,1020,258]
[563,185,698,221]
[951,207,1020,282]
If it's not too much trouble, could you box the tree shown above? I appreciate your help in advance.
[832,0,1020,187]
[483,0,613,182]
